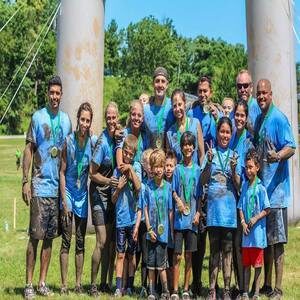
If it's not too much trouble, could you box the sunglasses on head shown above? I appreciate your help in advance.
[237,83,251,89]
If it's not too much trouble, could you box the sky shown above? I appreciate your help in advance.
[104,0,300,63]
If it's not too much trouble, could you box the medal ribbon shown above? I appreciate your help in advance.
[75,132,89,182]
[216,147,230,175]
[176,117,189,144]
[153,180,167,224]
[246,176,258,222]
[179,163,195,207]
[129,127,142,160]
[47,107,60,146]
[257,103,274,144]
[156,100,166,136]
[108,134,115,170]
[234,129,246,151]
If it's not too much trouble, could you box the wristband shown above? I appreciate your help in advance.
[276,152,281,162]
[147,226,153,233]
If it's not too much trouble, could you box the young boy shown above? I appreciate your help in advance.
[171,132,202,300]
[222,97,235,118]
[165,150,177,183]
[112,134,142,297]
[237,149,270,300]
[144,149,173,300]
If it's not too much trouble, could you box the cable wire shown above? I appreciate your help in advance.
[0,3,24,33]
[0,3,61,124]
[0,3,59,103]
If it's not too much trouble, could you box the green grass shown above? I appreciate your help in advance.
[0,138,300,299]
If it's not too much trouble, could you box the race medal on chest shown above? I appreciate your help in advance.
[216,173,227,185]
[183,204,191,216]
[50,146,58,158]
[155,137,162,148]
[158,223,165,235]
[76,178,81,189]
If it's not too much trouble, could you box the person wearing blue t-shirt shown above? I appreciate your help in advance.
[144,149,173,300]
[236,69,261,135]
[22,76,72,298]
[111,134,142,297]
[237,149,270,300]
[171,132,202,300]
[143,67,175,149]
[254,79,295,299]
[59,102,93,295]
[166,89,205,165]
[201,117,241,300]
[88,102,120,296]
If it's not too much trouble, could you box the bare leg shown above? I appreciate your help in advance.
[159,269,169,293]
[253,267,262,295]
[115,252,126,278]
[233,223,243,291]
[108,239,116,289]
[184,252,192,291]
[209,249,220,289]
[173,253,182,292]
[222,249,232,290]
[38,239,53,286]
[148,269,156,295]
[60,252,69,288]
[274,243,284,291]
[263,245,273,287]
[75,252,84,287]
[100,223,112,285]
[243,267,251,294]
[26,238,39,284]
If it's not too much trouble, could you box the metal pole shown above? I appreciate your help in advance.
[246,0,300,221]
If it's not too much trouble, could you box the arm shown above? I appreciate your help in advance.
[200,161,211,186]
[248,207,270,229]
[59,143,69,216]
[169,209,174,241]
[144,204,157,242]
[172,191,185,213]
[268,146,295,163]
[22,141,34,206]
[116,148,124,170]
[128,165,141,194]
[239,208,249,235]
[111,175,127,204]
[133,209,142,242]
[197,122,205,165]
[89,162,119,188]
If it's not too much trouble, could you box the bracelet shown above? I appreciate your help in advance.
[147,226,153,233]
[276,152,281,162]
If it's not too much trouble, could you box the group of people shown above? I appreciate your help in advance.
[21,67,295,300]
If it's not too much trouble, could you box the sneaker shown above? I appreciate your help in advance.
[269,288,283,300]
[182,291,190,300]
[114,288,122,298]
[24,283,36,299]
[89,284,99,297]
[126,287,133,296]
[252,293,260,300]
[139,286,148,298]
[99,283,111,293]
[74,285,84,295]
[148,294,156,300]
[170,292,179,300]
[241,292,249,300]
[206,288,216,300]
[223,288,231,300]
[160,291,170,300]
[37,283,53,297]
[59,286,69,295]
[259,285,273,297]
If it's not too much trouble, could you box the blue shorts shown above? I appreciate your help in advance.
[116,225,137,255]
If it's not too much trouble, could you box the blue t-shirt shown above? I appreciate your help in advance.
[202,147,242,228]
[166,117,201,164]
[172,163,202,232]
[254,105,295,208]
[113,161,142,228]
[90,129,115,210]
[116,127,149,163]
[187,103,217,148]
[145,179,173,244]
[62,132,92,218]
[229,129,254,184]
[143,97,175,148]
[237,178,270,248]
[247,97,261,134]
[26,107,72,197]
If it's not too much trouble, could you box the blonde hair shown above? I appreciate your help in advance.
[123,133,138,153]
[105,101,119,117]
[141,148,154,168]
[126,99,144,127]
[222,97,235,106]
[149,149,166,168]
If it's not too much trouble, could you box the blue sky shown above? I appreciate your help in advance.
[104,0,300,63]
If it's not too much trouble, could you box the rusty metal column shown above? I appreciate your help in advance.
[246,0,300,221]
[56,0,105,134]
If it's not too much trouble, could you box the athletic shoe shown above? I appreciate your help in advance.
[114,288,122,298]
[24,283,36,299]
[74,285,84,295]
[148,294,156,300]
[170,292,180,300]
[126,287,133,296]
[182,291,190,300]
[160,291,170,300]
[259,285,273,297]
[37,283,54,296]
[252,293,260,300]
[89,284,99,297]
[241,292,249,300]
[59,286,69,295]
[269,288,283,300]
[223,288,231,300]
[139,286,148,298]
[206,288,216,300]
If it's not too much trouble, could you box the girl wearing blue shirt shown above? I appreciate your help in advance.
[201,117,241,300]
[59,102,93,294]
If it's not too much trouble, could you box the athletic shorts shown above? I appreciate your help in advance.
[208,226,234,254]
[116,225,137,255]
[147,240,168,270]
[167,247,174,268]
[266,208,288,245]
[174,229,197,254]
[29,197,59,240]
[242,247,264,268]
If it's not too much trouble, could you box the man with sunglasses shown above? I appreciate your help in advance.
[143,67,175,149]
[236,69,261,134]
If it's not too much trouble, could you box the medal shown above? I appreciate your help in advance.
[158,224,164,235]
[215,173,227,185]
[203,103,211,114]
[183,204,190,216]
[155,137,162,148]
[76,178,81,189]
[50,146,58,158]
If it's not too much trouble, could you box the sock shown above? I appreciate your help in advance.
[149,282,156,295]
[116,277,122,290]
[128,276,134,289]
[162,280,169,293]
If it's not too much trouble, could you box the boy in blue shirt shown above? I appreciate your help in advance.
[237,149,270,300]
[112,134,142,297]
[144,149,173,300]
[172,132,202,300]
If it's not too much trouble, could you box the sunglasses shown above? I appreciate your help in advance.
[237,83,251,89]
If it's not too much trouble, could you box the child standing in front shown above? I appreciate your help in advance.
[237,149,270,300]
[144,149,173,300]
[171,132,202,300]
[112,134,142,297]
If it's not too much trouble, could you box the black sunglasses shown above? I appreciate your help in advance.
[237,83,251,89]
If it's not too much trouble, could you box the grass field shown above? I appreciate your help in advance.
[0,138,300,299]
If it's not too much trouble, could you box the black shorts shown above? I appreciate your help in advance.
[147,240,168,270]
[116,225,137,255]
[208,226,234,254]
[29,197,59,240]
[174,229,197,254]
[266,208,288,245]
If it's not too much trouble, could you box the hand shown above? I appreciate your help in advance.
[117,175,127,190]
[22,182,31,206]
[62,201,72,226]
[133,225,139,242]
[114,125,124,142]
[210,105,218,121]
[109,176,119,188]
[149,230,157,243]
[248,216,258,229]
[205,140,214,163]
[177,198,185,213]
[267,150,278,163]
[230,151,238,173]
[193,211,200,226]
[242,222,249,235]
[119,163,131,175]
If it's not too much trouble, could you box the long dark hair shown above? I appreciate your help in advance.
[76,102,93,135]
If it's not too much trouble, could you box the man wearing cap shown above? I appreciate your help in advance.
[143,67,175,149]
[22,75,72,299]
